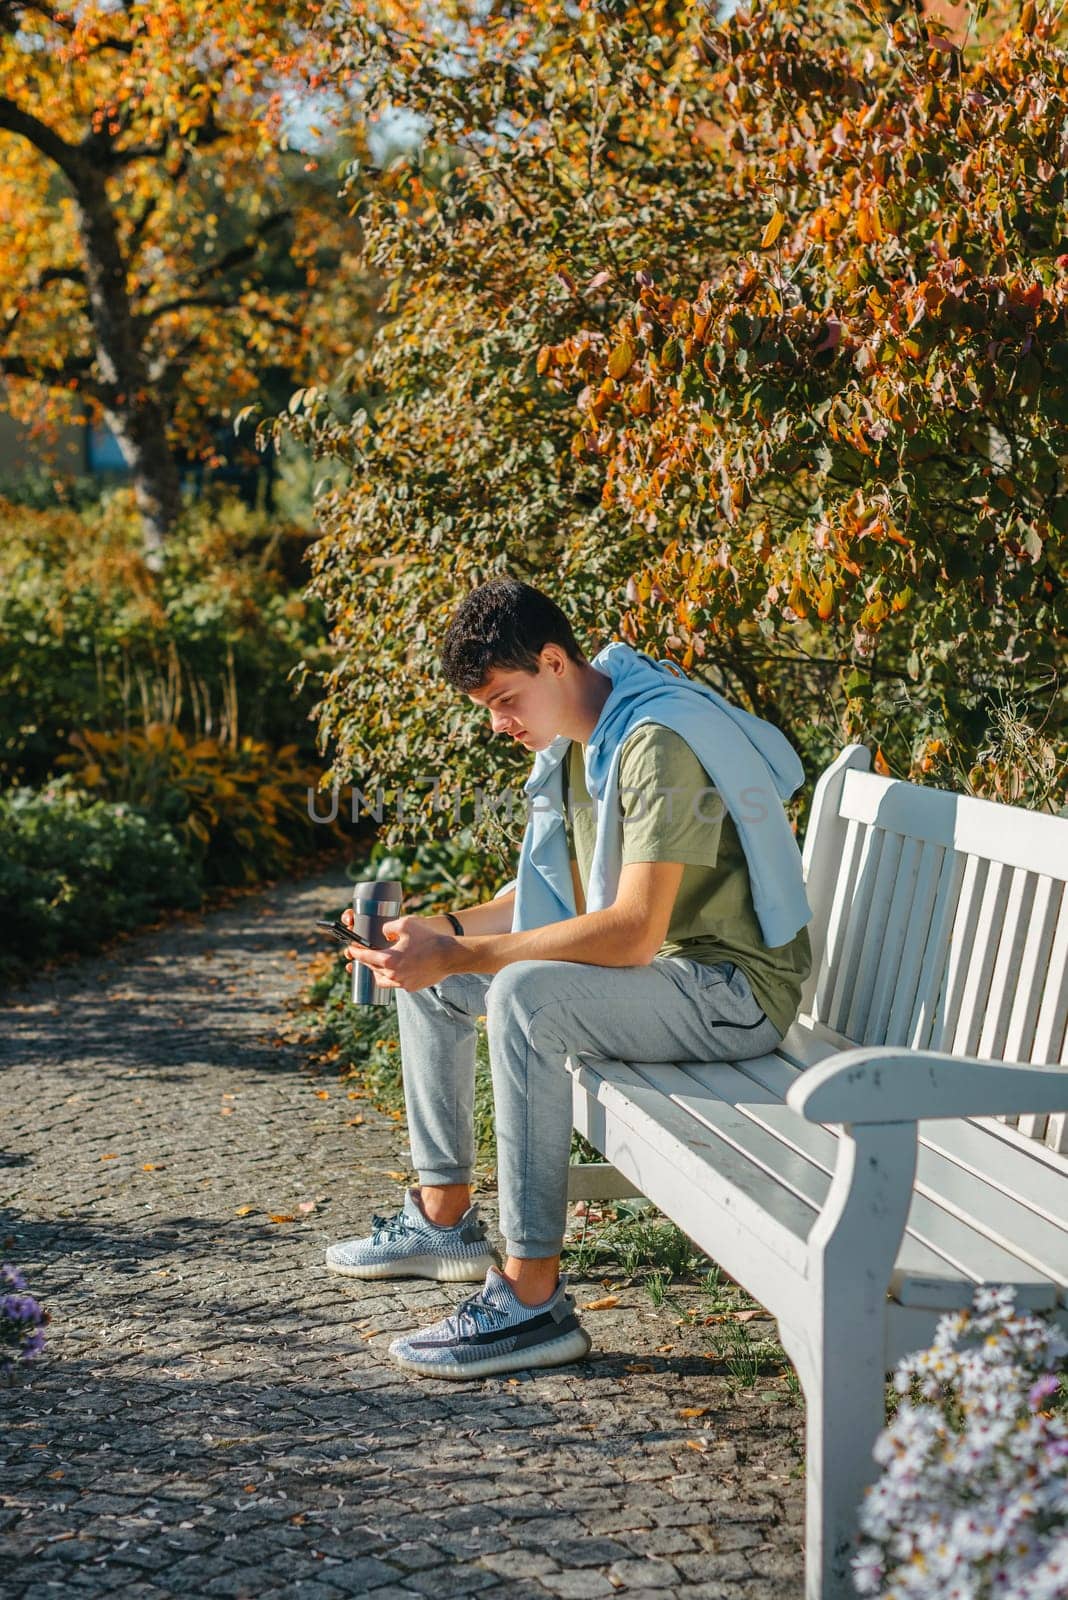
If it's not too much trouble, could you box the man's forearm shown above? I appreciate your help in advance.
[423,889,515,938]
[445,905,649,976]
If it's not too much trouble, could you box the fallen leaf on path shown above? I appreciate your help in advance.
[625,1362,653,1373]
[581,1296,620,1312]
[100,1153,118,1161]
[360,1329,380,1340]
[142,1163,158,1171]
[386,1171,408,1182]
[685,1438,709,1452]
[220,1107,234,1117]
[268,1214,296,1224]
[733,1309,761,1322]
[234,1206,255,1217]
[315,1090,330,1100]
[347,1116,364,1127]
[297,1201,317,1215]
[678,1406,708,1419]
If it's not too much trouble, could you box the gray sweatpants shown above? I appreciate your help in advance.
[394,956,784,1260]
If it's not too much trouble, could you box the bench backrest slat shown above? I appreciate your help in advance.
[801,745,1068,1155]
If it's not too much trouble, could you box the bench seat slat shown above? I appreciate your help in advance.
[647,1058,1059,1309]
[763,1030,1068,1299]
[571,1056,814,1268]
[690,1060,1019,1306]
[637,1061,970,1301]
[961,1119,1068,1218]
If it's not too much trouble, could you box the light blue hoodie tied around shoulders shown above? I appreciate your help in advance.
[500,640,813,951]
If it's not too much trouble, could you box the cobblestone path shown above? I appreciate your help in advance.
[1,868,805,1599]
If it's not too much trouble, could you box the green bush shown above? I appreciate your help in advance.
[0,490,329,788]
[56,722,345,888]
[0,781,201,983]
[282,0,1066,835]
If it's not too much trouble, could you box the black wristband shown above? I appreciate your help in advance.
[443,911,465,938]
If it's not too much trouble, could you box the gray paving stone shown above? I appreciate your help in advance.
[606,1557,680,1590]
[480,1548,561,1579]
[540,1572,616,1599]
[0,867,805,1600]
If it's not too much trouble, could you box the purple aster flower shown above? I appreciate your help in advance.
[0,1263,27,1294]
[1028,1373,1061,1411]
[0,1263,48,1377]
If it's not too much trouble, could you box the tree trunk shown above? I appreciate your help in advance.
[74,167,181,569]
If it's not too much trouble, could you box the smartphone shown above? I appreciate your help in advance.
[315,917,372,949]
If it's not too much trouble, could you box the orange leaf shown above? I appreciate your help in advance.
[268,1213,296,1224]
[678,1406,708,1418]
[581,1295,620,1311]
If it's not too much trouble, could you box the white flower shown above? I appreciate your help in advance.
[852,1286,1067,1600]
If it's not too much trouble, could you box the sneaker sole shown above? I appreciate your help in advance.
[325,1252,499,1283]
[389,1325,593,1381]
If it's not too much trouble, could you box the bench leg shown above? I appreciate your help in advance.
[792,1334,887,1599]
[786,1121,918,1600]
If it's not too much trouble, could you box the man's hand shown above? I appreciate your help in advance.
[342,911,458,993]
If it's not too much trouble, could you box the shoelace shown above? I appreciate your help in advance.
[443,1289,509,1341]
[369,1210,416,1243]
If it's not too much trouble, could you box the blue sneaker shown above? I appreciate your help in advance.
[325,1188,500,1282]
[388,1266,592,1380]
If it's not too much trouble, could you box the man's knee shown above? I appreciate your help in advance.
[486,959,568,1041]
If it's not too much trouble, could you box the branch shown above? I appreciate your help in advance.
[17,2,134,53]
[141,292,246,324]
[0,350,99,393]
[191,211,292,288]
[0,95,83,180]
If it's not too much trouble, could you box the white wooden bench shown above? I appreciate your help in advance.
[565,743,1068,1600]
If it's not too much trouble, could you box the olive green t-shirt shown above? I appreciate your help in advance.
[562,724,811,1039]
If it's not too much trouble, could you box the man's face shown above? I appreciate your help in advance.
[467,658,564,751]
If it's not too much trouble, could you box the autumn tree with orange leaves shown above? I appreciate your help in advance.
[281,0,1066,850]
[0,1,360,563]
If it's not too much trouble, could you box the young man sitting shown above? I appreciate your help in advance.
[326,577,812,1381]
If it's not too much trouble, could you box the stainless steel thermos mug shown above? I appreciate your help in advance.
[351,878,403,1006]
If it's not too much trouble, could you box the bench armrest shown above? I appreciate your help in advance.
[786,1045,1068,1126]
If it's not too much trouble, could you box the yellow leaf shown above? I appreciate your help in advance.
[268,1213,296,1224]
[761,209,786,249]
[386,1170,408,1182]
[607,340,636,381]
[234,1205,255,1216]
[581,1295,620,1311]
